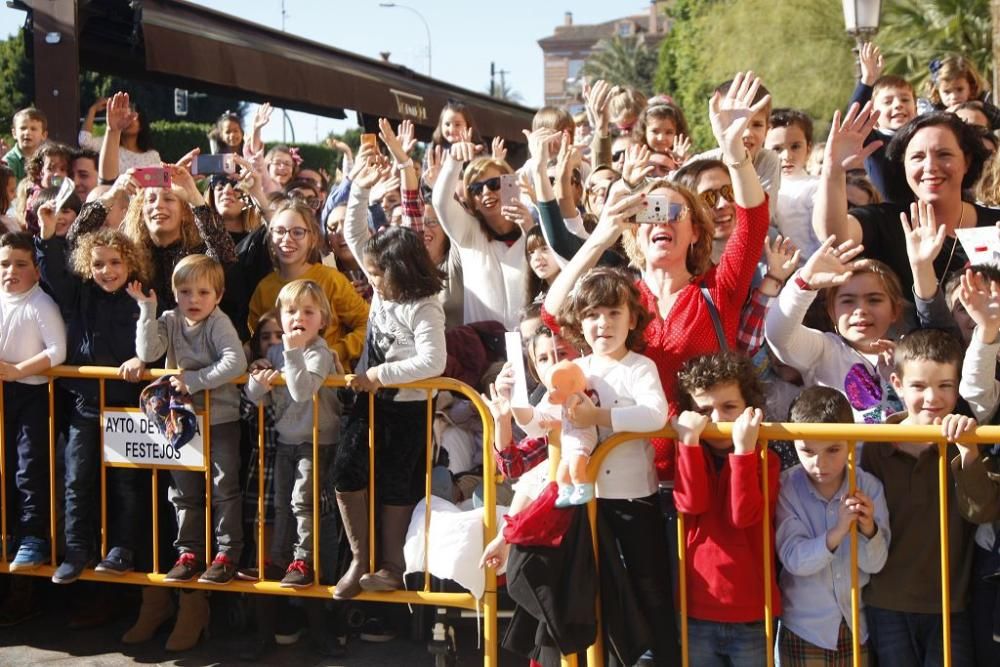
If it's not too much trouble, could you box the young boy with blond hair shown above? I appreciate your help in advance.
[672,351,781,665]
[777,386,890,665]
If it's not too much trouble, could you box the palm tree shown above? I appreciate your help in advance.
[878,0,992,92]
[581,34,658,95]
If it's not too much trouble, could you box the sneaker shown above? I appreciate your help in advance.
[280,560,313,588]
[95,547,134,575]
[10,536,48,572]
[198,553,236,585]
[52,552,93,584]
[568,483,595,506]
[164,552,204,582]
[359,616,395,643]
[275,602,305,645]
[553,484,574,509]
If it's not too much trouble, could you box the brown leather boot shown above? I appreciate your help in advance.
[359,504,413,592]
[333,489,369,600]
[165,590,210,651]
[121,586,175,644]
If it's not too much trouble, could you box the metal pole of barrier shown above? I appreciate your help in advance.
[368,390,376,574]
[423,390,433,593]
[585,498,605,667]
[678,511,689,667]
[313,392,320,584]
[480,402,498,667]
[204,389,212,568]
[938,441,952,667]
[257,403,265,578]
[48,378,56,566]
[848,440,861,667]
[100,378,108,558]
[152,468,160,573]
[761,438,774,667]
[1,385,7,562]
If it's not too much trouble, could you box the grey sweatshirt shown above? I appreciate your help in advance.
[136,304,247,424]
[244,339,340,445]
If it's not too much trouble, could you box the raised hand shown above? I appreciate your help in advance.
[354,153,393,190]
[588,186,645,249]
[958,268,1000,341]
[583,78,612,134]
[377,117,408,163]
[37,201,58,240]
[423,145,445,190]
[708,71,772,162]
[449,127,482,163]
[491,136,507,162]
[106,92,137,133]
[482,381,513,421]
[165,162,205,206]
[764,234,801,282]
[670,410,710,446]
[397,119,417,156]
[824,102,883,173]
[859,42,885,86]
[671,133,693,164]
[900,200,947,267]
[621,143,654,188]
[283,329,310,350]
[252,103,273,133]
[799,236,865,289]
[521,127,560,165]
[125,280,157,309]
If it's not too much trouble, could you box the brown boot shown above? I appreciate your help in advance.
[121,586,175,643]
[165,590,210,651]
[333,490,369,600]
[359,504,413,592]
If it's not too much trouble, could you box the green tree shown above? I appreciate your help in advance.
[656,0,856,149]
[582,34,658,96]
[879,0,992,92]
[0,29,34,129]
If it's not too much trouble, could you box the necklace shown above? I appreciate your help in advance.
[938,203,968,287]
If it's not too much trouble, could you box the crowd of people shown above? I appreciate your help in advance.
[1,39,1000,666]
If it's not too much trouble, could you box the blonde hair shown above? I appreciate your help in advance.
[171,253,224,294]
[608,86,647,123]
[276,279,332,335]
[976,149,1000,206]
[71,228,152,285]
[929,55,986,106]
[122,187,203,251]
[459,158,514,232]
[531,106,575,135]
[619,179,715,277]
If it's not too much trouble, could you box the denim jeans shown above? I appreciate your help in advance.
[865,606,976,667]
[3,382,50,539]
[270,442,331,565]
[686,618,768,666]
[63,397,100,555]
[168,420,242,562]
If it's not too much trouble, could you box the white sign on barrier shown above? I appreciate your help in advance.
[102,409,206,470]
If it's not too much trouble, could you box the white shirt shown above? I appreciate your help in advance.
[78,130,162,170]
[775,171,821,258]
[0,282,67,384]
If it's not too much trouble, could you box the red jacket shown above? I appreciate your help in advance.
[673,442,781,623]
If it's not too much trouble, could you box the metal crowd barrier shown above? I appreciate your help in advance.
[563,421,1000,667]
[0,365,499,667]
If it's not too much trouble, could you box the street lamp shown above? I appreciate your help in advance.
[378,3,432,77]
[842,0,882,76]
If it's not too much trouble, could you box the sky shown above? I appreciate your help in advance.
[0,0,650,142]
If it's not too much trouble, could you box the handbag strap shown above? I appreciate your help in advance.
[699,283,728,352]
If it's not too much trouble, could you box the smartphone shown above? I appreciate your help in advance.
[191,153,236,176]
[635,194,676,224]
[133,167,172,189]
[499,173,520,207]
[361,133,378,149]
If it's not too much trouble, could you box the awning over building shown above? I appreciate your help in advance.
[71,0,534,141]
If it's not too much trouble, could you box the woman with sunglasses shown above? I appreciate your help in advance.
[432,145,532,329]
[543,71,771,482]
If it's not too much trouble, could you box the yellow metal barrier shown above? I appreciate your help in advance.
[0,365,498,667]
[583,422,998,667]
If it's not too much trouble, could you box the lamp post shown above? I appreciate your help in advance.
[378,3,432,77]
[842,0,883,76]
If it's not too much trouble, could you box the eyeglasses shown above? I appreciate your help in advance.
[467,176,502,196]
[269,160,294,170]
[292,194,322,209]
[270,226,310,240]
[698,184,735,208]
[424,218,440,228]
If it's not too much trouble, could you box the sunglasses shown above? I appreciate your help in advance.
[467,176,502,196]
[548,174,581,186]
[699,183,735,208]
[611,150,626,162]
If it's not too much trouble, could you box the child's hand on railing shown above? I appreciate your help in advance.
[939,413,977,448]
[118,357,145,383]
[845,490,877,538]
[169,373,191,395]
[0,360,24,382]
[670,410,710,446]
[250,367,280,392]
[346,368,382,393]
[731,407,763,455]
